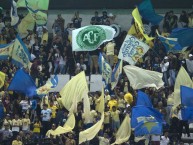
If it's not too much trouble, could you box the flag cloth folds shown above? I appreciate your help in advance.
[111,115,131,145]
[180,86,193,121]
[174,66,193,108]
[138,0,163,25]
[136,90,153,107]
[17,0,49,26]
[79,88,104,144]
[17,13,35,38]
[98,53,112,85]
[0,71,6,88]
[111,60,123,90]
[169,28,193,48]
[72,25,115,51]
[11,35,31,69]
[51,113,76,136]
[181,86,193,107]
[123,65,164,90]
[0,43,14,60]
[8,69,37,97]
[131,106,163,136]
[36,75,58,95]
[17,0,49,11]
[132,8,154,41]
[60,71,88,111]
[118,35,149,65]
[11,0,19,26]
[156,30,183,53]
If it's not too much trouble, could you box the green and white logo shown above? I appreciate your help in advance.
[76,26,106,50]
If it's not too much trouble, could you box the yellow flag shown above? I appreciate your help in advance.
[51,113,75,136]
[173,66,193,108]
[18,13,35,38]
[111,115,131,145]
[60,71,88,111]
[79,87,104,144]
[132,8,154,41]
[0,71,6,88]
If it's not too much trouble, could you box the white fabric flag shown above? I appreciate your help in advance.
[111,115,131,145]
[118,35,149,65]
[72,25,115,51]
[11,0,19,26]
[123,65,164,90]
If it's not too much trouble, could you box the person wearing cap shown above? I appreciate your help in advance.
[186,54,193,78]
[160,56,169,87]
[107,95,118,111]
[90,11,101,25]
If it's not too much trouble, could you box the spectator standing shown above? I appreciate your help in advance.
[186,54,193,78]
[90,11,101,25]
[41,104,52,138]
[160,131,170,145]
[57,14,65,32]
[188,12,193,28]
[71,11,82,28]
[160,57,169,86]
[179,11,189,27]
[101,11,110,25]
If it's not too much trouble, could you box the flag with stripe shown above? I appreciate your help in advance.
[111,60,123,90]
[11,35,31,69]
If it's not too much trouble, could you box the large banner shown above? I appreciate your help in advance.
[118,35,149,65]
[72,25,115,51]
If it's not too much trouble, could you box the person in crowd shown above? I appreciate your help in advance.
[32,117,41,140]
[1,122,13,145]
[186,54,193,78]
[160,131,170,145]
[12,114,22,140]
[100,11,110,25]
[12,135,23,145]
[179,10,189,27]
[21,114,30,133]
[90,11,101,25]
[104,40,116,68]
[57,14,65,33]
[188,12,193,28]
[110,106,120,131]
[41,104,52,138]
[71,11,82,28]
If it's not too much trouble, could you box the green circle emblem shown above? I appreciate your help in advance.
[76,26,106,50]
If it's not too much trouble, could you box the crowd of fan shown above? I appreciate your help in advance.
[0,8,193,145]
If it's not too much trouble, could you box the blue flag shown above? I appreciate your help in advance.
[131,106,163,136]
[0,43,14,60]
[0,103,4,120]
[98,53,112,85]
[8,69,37,97]
[158,35,183,53]
[180,86,193,121]
[111,60,123,90]
[136,90,153,107]
[11,35,31,69]
[51,75,58,88]
[169,28,193,48]
[138,0,163,25]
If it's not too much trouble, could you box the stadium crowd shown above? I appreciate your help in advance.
[0,7,193,145]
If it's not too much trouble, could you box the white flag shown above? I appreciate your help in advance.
[72,25,115,51]
[123,65,164,90]
[11,0,19,26]
[118,35,149,65]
